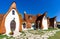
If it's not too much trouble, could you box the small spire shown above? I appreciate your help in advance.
[24,11,26,14]
[10,2,16,9]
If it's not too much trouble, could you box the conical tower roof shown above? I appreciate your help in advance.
[10,2,16,9]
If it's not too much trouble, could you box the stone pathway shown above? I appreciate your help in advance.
[2,29,60,39]
[13,29,60,39]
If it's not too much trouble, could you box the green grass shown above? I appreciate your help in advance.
[28,30,44,35]
[27,28,58,35]
[48,31,60,39]
[0,34,14,39]
[43,28,58,31]
[0,35,8,39]
[20,31,26,36]
[0,28,58,39]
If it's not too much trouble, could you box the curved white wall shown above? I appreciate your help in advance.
[54,21,57,28]
[42,16,48,30]
[5,9,20,36]
[31,23,35,29]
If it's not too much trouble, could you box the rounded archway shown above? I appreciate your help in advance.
[10,19,16,32]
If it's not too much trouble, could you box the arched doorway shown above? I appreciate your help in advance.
[10,19,16,32]
[36,21,40,29]
[37,21,40,29]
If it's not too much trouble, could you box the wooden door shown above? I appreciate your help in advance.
[10,20,16,32]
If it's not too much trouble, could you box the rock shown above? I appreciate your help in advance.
[13,31,21,37]
[3,38,6,39]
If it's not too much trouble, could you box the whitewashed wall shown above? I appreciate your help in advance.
[42,16,48,30]
[5,9,20,36]
[54,20,57,28]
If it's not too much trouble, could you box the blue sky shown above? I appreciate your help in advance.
[0,0,60,21]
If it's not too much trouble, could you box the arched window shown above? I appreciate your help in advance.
[23,23,26,28]
[12,10,15,15]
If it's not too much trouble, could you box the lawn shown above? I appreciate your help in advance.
[48,31,60,39]
[0,34,14,39]
[28,30,44,35]
[27,28,58,35]
[0,28,58,39]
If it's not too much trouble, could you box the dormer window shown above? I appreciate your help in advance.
[12,10,15,15]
